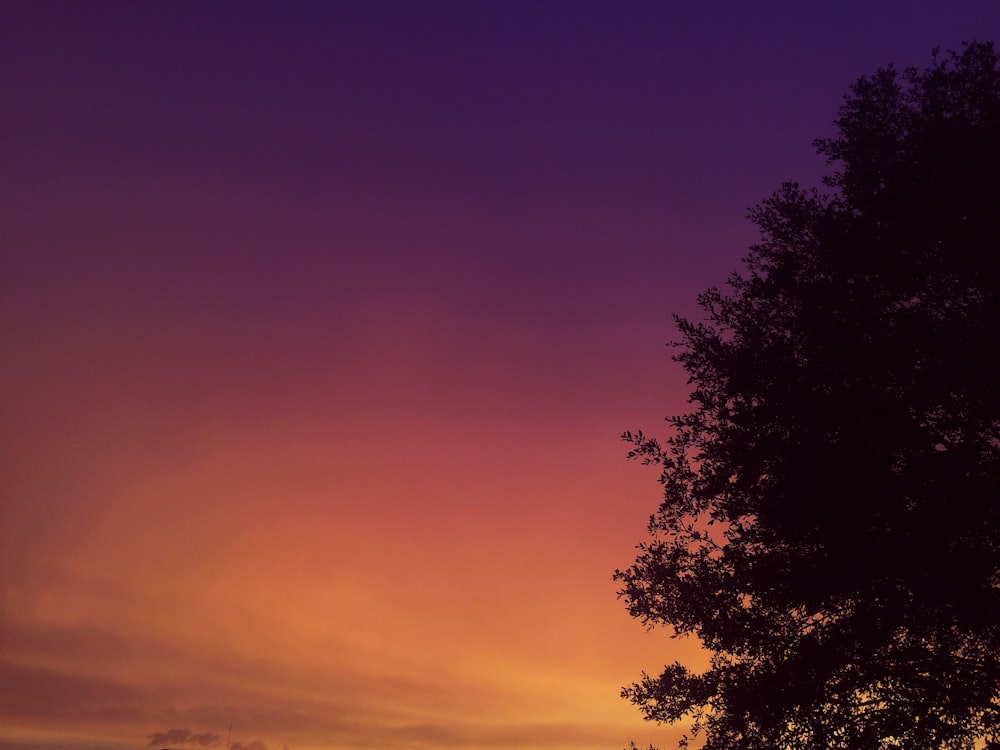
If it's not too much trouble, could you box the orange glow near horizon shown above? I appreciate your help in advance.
[2,269,694,750]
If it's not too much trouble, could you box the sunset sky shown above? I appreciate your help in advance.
[3,3,999,750]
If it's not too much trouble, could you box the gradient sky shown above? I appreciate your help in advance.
[3,3,999,750]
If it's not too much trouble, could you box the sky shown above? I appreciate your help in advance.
[2,3,998,750]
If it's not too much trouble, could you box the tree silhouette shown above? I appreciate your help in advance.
[617,42,1000,750]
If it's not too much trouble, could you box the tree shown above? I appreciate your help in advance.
[616,42,1000,750]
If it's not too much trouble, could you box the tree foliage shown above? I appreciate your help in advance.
[616,42,1000,750]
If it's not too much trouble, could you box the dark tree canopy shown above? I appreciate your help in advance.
[617,42,1000,750]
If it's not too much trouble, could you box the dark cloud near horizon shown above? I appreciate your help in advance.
[148,728,191,746]
[0,661,146,724]
[230,741,267,750]
[148,728,221,747]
